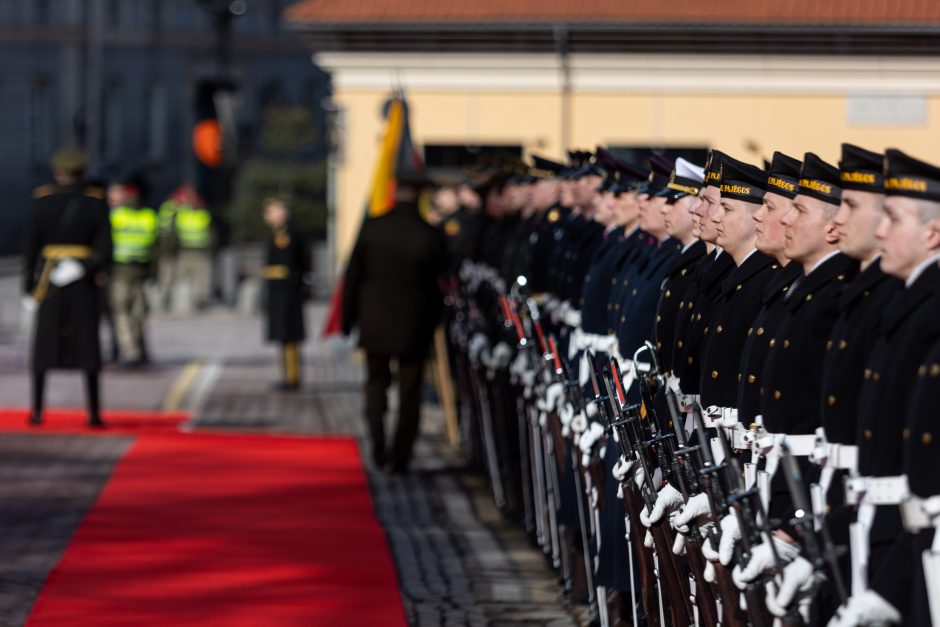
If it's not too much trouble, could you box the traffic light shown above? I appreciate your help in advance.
[192,79,238,209]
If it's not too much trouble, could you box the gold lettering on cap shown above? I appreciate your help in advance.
[720,184,752,195]
[767,177,796,192]
[884,176,928,192]
[841,171,876,184]
[800,179,833,194]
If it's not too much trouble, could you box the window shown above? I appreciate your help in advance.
[144,81,168,160]
[100,80,123,164]
[29,78,54,168]
[33,0,51,25]
[150,0,162,32]
[106,0,119,27]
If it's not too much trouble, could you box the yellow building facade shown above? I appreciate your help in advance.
[318,51,940,265]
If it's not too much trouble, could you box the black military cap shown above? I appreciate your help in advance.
[838,144,884,194]
[530,154,565,178]
[719,154,766,204]
[642,154,674,195]
[883,149,940,202]
[567,150,592,168]
[656,157,705,200]
[799,153,842,206]
[765,151,802,199]
[704,148,728,188]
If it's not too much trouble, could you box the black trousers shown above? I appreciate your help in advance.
[365,353,424,471]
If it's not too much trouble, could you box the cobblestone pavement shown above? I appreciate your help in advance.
[0,274,579,626]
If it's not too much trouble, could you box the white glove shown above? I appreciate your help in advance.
[673,492,714,532]
[570,410,588,434]
[489,341,513,369]
[537,382,565,413]
[22,296,37,313]
[468,332,488,366]
[644,529,654,549]
[732,535,800,589]
[769,556,825,623]
[640,484,685,527]
[827,590,902,627]
[49,258,85,287]
[579,422,605,466]
[509,352,528,382]
[559,402,575,429]
[671,522,688,555]
[718,514,742,566]
[612,457,634,481]
[701,536,720,562]
[703,559,716,583]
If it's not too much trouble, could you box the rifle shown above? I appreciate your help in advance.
[608,357,693,627]
[588,355,663,626]
[779,442,849,605]
[635,343,720,627]
[547,335,600,624]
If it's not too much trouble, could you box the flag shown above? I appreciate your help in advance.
[321,92,421,337]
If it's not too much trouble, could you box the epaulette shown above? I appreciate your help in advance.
[33,184,55,199]
[84,185,105,199]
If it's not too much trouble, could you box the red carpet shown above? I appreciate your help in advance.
[26,433,407,627]
[0,407,188,434]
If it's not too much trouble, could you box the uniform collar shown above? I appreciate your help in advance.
[905,252,940,288]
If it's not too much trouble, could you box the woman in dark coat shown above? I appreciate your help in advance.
[262,198,310,391]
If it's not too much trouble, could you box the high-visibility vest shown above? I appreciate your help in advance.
[157,200,178,234]
[110,205,158,264]
[175,205,212,249]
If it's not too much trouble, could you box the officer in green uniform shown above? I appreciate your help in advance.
[262,198,311,391]
[109,178,158,367]
[23,148,112,426]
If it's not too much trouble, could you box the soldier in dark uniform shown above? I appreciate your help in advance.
[844,149,940,625]
[654,159,707,374]
[736,151,804,425]
[812,146,902,618]
[342,171,446,473]
[698,154,776,410]
[262,197,311,391]
[675,150,735,398]
[23,148,112,427]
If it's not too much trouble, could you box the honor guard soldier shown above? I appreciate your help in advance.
[838,149,940,626]
[109,177,158,367]
[698,154,776,411]
[23,148,112,427]
[262,198,311,391]
[524,155,566,295]
[342,170,445,473]
[736,151,805,425]
[674,150,735,399]
[654,158,707,375]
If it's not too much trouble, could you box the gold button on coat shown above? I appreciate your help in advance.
[773,390,782,400]
[711,371,719,380]
[827,395,837,406]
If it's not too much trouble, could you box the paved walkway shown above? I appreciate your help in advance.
[0,277,578,626]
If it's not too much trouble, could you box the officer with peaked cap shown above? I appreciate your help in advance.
[836,149,940,626]
[698,154,776,410]
[736,151,805,425]
[525,155,566,295]
[23,148,112,427]
[654,158,707,373]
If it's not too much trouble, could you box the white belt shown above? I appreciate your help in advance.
[705,405,739,428]
[900,495,940,533]
[810,442,858,471]
[844,475,910,506]
[756,433,819,457]
[732,427,758,452]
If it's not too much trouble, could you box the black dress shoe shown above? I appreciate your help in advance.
[87,415,106,428]
[28,413,43,426]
